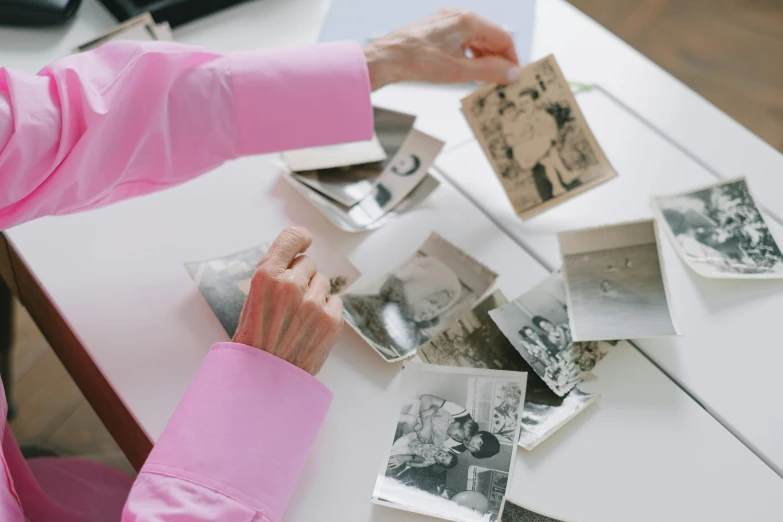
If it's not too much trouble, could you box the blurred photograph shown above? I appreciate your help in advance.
[499,497,572,522]
[419,290,597,449]
[559,220,678,341]
[461,54,616,219]
[374,364,526,522]
[343,233,497,362]
[653,177,783,278]
[490,273,609,396]
[185,241,359,336]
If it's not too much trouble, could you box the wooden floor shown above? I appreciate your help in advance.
[5,0,783,477]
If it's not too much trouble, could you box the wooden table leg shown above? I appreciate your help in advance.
[0,277,15,420]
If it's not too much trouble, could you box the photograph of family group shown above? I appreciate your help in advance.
[373,364,526,522]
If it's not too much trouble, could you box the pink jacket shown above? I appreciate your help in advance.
[0,40,373,521]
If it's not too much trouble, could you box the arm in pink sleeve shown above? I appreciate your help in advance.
[122,343,333,522]
[0,40,373,230]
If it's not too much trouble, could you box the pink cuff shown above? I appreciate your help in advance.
[141,342,332,521]
[229,41,374,155]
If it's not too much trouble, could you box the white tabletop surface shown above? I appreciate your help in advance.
[3,0,783,520]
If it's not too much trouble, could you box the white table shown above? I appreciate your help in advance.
[2,0,783,520]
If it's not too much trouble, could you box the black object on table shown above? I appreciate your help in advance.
[0,0,82,26]
[97,0,255,27]
[0,277,16,420]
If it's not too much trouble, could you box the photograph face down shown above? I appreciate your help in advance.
[185,241,359,337]
[559,219,678,342]
[342,233,497,362]
[461,54,616,219]
[498,497,571,522]
[373,364,526,522]
[653,177,783,278]
[292,107,419,206]
[419,290,596,449]
[489,273,608,397]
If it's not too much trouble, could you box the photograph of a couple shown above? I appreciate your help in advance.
[490,272,607,397]
[342,233,497,362]
[374,364,526,522]
[462,54,616,219]
[654,177,783,279]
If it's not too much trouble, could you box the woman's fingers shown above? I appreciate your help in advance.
[307,272,331,301]
[463,13,519,65]
[264,226,313,271]
[454,55,520,85]
[289,255,317,287]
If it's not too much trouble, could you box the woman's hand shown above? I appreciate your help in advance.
[232,227,343,375]
[364,8,520,91]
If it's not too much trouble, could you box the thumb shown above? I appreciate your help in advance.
[455,55,520,85]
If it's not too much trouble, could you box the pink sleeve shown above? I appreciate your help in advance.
[0,40,373,230]
[121,342,333,522]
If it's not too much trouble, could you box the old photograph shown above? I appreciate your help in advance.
[652,177,783,278]
[342,233,497,362]
[185,241,359,336]
[419,290,597,449]
[499,497,572,522]
[373,364,526,522]
[291,107,418,206]
[489,273,608,397]
[559,219,679,341]
[282,171,441,233]
[461,54,616,219]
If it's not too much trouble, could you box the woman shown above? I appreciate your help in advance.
[519,326,552,365]
[532,315,570,356]
[342,255,463,359]
[0,9,520,522]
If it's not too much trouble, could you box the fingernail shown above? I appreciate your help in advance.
[507,66,521,83]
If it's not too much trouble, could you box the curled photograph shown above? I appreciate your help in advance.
[461,54,616,219]
[373,364,526,522]
[653,177,783,278]
[419,290,597,449]
[342,233,497,362]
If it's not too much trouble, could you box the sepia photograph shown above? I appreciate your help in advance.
[373,364,526,522]
[461,54,616,220]
[489,273,608,397]
[342,233,497,362]
[185,241,359,336]
[419,290,597,449]
[559,219,679,342]
[498,497,572,522]
[291,107,418,206]
[282,171,441,233]
[652,177,783,279]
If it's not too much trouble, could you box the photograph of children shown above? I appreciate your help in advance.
[652,177,783,278]
[489,273,609,397]
[498,497,572,522]
[374,364,526,522]
[419,290,596,449]
[185,241,360,336]
[559,219,679,342]
[292,107,418,206]
[342,233,497,362]
[461,54,616,220]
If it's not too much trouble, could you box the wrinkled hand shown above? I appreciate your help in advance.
[232,227,343,376]
[364,8,520,90]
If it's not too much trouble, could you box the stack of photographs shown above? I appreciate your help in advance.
[342,233,497,362]
[461,54,616,220]
[419,290,597,450]
[498,497,572,522]
[184,241,359,337]
[73,13,173,53]
[282,107,445,232]
[652,177,783,279]
[373,364,526,522]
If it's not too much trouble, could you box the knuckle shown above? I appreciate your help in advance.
[282,226,311,244]
[456,9,474,26]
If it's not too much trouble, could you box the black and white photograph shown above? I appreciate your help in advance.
[342,233,497,362]
[559,219,679,342]
[498,497,572,522]
[419,290,597,449]
[461,54,616,219]
[652,177,783,278]
[184,241,360,336]
[282,170,441,233]
[489,273,609,397]
[373,364,526,522]
[291,107,418,206]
